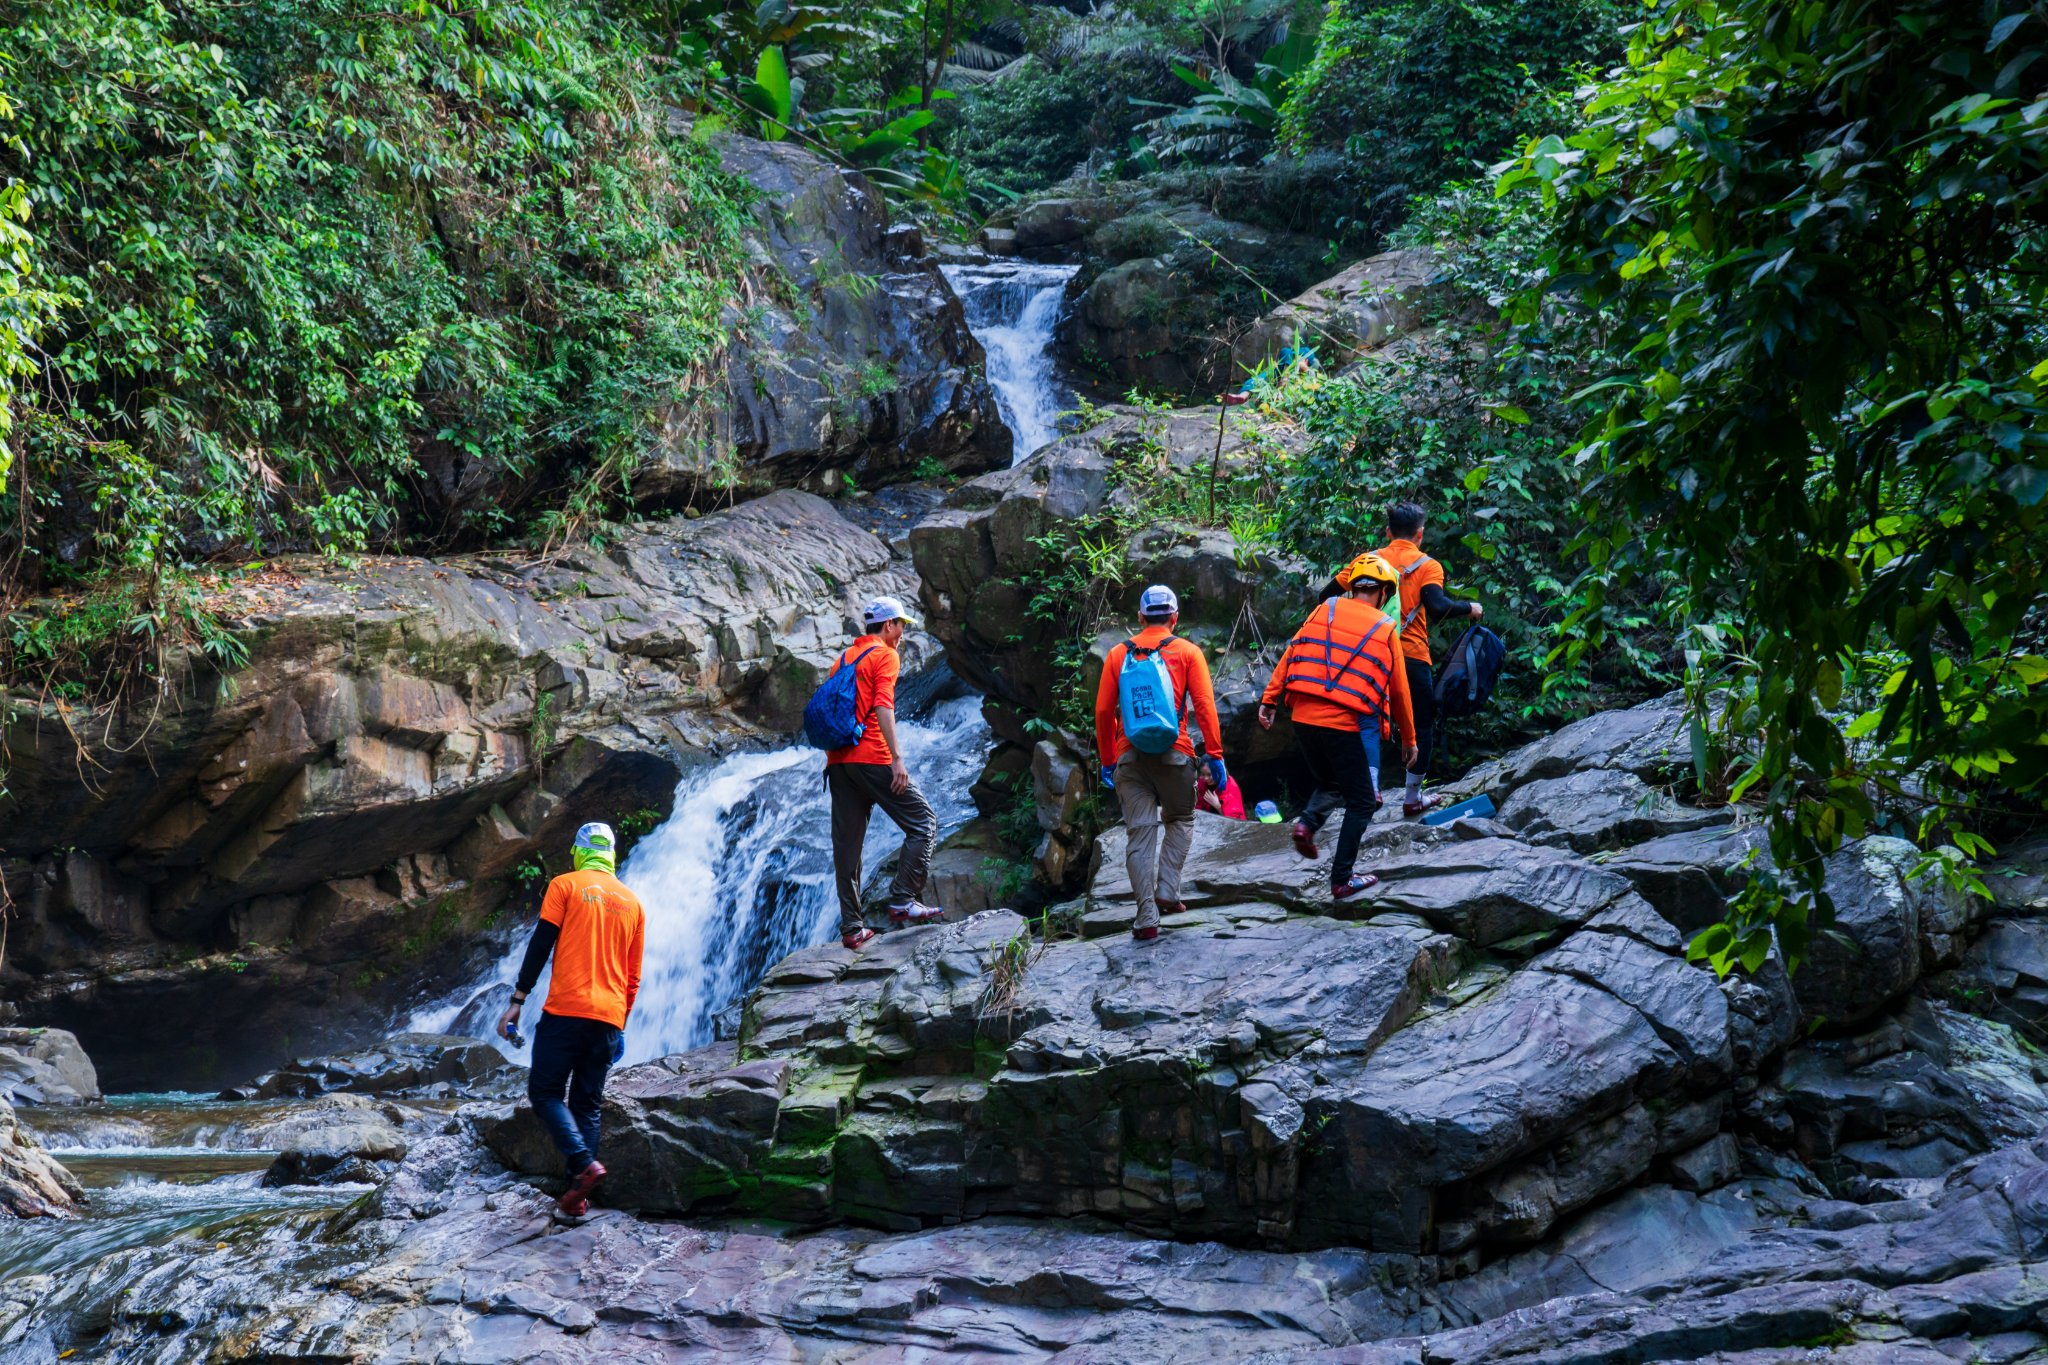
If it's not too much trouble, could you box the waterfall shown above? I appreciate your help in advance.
[407,693,990,1063]
[941,262,1079,462]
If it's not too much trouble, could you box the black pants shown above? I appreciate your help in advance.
[1295,721,1380,886]
[1405,659,1436,780]
[827,762,937,938]
[528,1012,621,1176]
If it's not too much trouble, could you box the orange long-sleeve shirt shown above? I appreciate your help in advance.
[1093,625,1224,766]
[537,868,645,1029]
[1261,598,1417,747]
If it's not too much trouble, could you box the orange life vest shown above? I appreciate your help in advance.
[1279,598,1399,717]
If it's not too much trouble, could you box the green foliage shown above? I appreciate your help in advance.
[1250,181,1665,744]
[4,573,249,709]
[1279,0,1626,233]
[1137,33,1313,165]
[1500,0,2048,965]
[1,0,753,595]
[945,54,1178,195]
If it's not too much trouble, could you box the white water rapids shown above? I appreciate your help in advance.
[409,694,990,1064]
[941,261,1079,463]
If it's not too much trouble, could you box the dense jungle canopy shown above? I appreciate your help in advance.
[1,0,2044,951]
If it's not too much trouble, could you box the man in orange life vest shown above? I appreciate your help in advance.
[1375,501,1483,817]
[1259,554,1417,899]
[1093,584,1225,941]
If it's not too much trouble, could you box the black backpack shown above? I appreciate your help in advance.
[1435,625,1506,719]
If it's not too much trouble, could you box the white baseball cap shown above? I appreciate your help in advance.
[863,595,921,629]
[1138,584,1179,617]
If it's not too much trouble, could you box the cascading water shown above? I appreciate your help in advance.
[405,260,1083,1063]
[408,693,990,1062]
[941,261,1080,462]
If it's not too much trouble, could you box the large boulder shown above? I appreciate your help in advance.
[910,416,1309,759]
[2,489,927,1090]
[1604,825,1769,934]
[1777,998,2048,1190]
[634,134,1007,498]
[1231,248,1444,377]
[1494,768,1726,855]
[1055,200,1331,394]
[1452,691,1696,805]
[260,1095,411,1187]
[1797,836,1967,1029]
[0,1028,99,1106]
[0,1096,81,1218]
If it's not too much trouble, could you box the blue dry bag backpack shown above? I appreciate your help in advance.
[803,646,878,750]
[1434,625,1506,720]
[1117,637,1183,755]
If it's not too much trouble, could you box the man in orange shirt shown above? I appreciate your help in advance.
[1376,501,1484,817]
[1259,554,1418,899]
[826,596,943,950]
[1092,585,1225,941]
[496,821,645,1218]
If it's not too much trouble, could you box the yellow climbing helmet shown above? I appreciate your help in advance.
[1336,552,1400,590]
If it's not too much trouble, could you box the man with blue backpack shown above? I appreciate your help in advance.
[811,596,944,951]
[1091,585,1225,942]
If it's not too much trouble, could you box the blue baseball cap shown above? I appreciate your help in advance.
[1139,584,1179,617]
[1253,800,1282,823]
[574,822,616,855]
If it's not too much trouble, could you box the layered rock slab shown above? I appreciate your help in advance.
[490,812,1774,1259]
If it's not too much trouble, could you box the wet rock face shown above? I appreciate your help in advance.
[0,1096,80,1218]
[0,1125,1438,1357]
[1,490,924,1088]
[485,803,1787,1258]
[259,1094,411,1187]
[228,1034,519,1102]
[635,135,1008,499]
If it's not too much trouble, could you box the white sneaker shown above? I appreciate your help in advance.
[887,900,943,924]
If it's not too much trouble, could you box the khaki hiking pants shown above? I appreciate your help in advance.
[1114,749,1197,931]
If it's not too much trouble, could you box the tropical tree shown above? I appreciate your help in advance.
[1500,0,2048,969]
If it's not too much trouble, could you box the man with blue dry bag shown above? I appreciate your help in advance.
[1091,585,1224,941]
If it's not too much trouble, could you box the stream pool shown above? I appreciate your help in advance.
[0,1092,424,1283]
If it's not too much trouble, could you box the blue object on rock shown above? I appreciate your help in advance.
[1421,793,1496,826]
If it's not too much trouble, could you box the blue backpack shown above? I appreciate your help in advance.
[804,646,878,749]
[1435,625,1506,719]
[1117,636,1183,755]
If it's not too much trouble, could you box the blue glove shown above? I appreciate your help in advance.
[1206,757,1228,790]
[1101,764,1116,790]
[611,1029,626,1065]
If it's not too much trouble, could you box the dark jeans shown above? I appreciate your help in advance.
[528,1011,621,1176]
[1405,659,1436,780]
[1295,721,1380,886]
[828,762,937,937]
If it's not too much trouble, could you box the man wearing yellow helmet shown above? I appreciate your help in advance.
[1258,553,1418,901]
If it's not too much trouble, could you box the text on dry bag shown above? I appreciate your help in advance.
[1117,637,1183,754]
